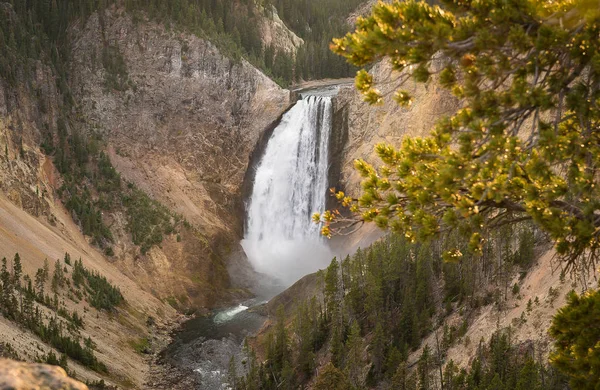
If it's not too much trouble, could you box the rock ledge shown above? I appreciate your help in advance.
[0,359,88,390]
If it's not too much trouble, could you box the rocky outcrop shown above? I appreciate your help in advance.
[259,7,304,54]
[334,61,460,196]
[0,359,88,390]
[0,4,61,222]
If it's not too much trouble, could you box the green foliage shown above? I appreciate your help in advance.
[314,363,351,390]
[441,329,566,390]
[345,319,363,387]
[52,259,65,292]
[0,342,20,360]
[129,337,150,354]
[72,257,124,311]
[58,141,116,251]
[268,0,362,82]
[392,362,417,390]
[58,135,179,255]
[261,305,293,388]
[549,288,600,389]
[238,233,565,389]
[320,0,600,271]
[293,297,325,379]
[122,185,179,254]
[0,253,105,372]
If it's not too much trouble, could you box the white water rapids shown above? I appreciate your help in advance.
[213,304,249,324]
[241,95,334,285]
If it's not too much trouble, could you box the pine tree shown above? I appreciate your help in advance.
[0,258,16,317]
[323,257,339,320]
[35,267,47,298]
[549,289,600,389]
[418,346,432,390]
[314,363,351,390]
[515,359,541,390]
[392,362,411,390]
[318,0,600,269]
[294,301,315,378]
[370,321,386,379]
[345,319,363,388]
[329,320,343,368]
[52,259,65,292]
[12,253,22,288]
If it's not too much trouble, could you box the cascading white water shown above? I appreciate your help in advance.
[241,95,334,285]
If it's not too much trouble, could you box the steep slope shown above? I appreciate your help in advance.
[334,60,460,195]
[0,1,297,387]
[0,193,179,387]
[412,248,596,372]
[246,50,599,390]
[64,7,291,306]
[69,7,290,237]
[259,6,304,54]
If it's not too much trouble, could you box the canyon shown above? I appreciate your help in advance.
[0,1,593,389]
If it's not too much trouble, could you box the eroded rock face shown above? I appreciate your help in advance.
[0,359,88,390]
[259,7,304,54]
[70,8,290,238]
[63,7,292,306]
[326,59,461,255]
[0,5,61,221]
[334,60,460,195]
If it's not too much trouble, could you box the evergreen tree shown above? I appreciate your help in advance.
[345,319,363,388]
[35,267,47,298]
[52,259,65,292]
[323,257,340,320]
[12,253,22,288]
[329,320,344,368]
[314,363,351,390]
[549,289,600,389]
[515,359,541,390]
[319,0,600,269]
[0,257,17,318]
[370,320,386,379]
[418,346,432,390]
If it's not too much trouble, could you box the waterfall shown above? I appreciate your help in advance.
[242,95,334,285]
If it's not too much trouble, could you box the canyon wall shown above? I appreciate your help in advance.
[63,6,292,307]
[0,3,296,386]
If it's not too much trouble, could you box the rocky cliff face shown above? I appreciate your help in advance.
[259,7,304,54]
[0,3,60,222]
[61,7,292,307]
[0,3,296,387]
[70,7,290,238]
[334,61,460,196]
[0,3,293,310]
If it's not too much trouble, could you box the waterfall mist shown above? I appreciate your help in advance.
[242,95,334,286]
